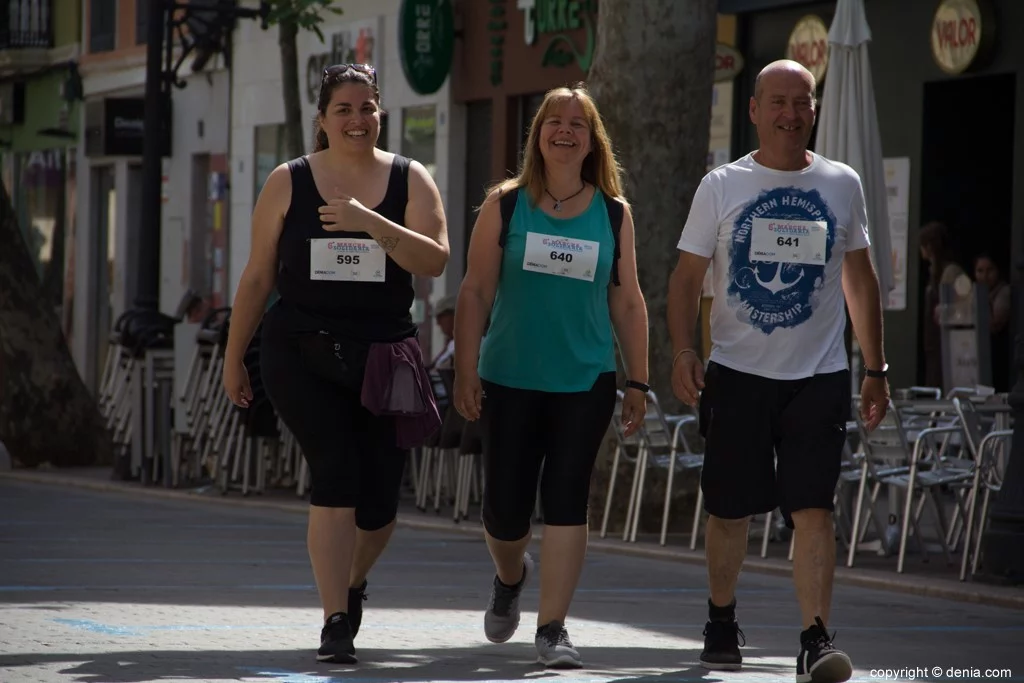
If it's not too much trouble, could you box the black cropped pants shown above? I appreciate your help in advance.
[259,303,406,530]
[479,371,617,541]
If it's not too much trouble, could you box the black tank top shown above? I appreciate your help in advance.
[275,154,416,341]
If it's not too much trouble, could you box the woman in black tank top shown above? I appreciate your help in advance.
[221,63,449,663]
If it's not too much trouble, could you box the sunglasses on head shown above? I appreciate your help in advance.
[322,63,378,85]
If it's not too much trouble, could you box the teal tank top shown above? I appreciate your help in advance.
[478,187,618,393]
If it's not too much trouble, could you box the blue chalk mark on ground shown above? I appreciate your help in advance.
[237,672,614,683]
[51,618,320,636]
[237,669,351,683]
[52,618,144,636]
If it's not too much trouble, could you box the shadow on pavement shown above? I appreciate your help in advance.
[0,645,743,683]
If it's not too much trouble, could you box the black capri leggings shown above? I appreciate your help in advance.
[259,304,406,529]
[479,371,617,541]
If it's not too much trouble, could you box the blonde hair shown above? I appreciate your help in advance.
[489,83,626,207]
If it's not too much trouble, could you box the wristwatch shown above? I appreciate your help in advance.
[864,363,888,379]
[625,380,650,393]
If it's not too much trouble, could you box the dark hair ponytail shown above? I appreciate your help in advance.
[312,119,329,152]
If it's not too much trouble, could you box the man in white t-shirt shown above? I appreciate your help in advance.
[667,60,889,683]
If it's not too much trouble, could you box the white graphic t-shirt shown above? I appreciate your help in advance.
[677,152,871,380]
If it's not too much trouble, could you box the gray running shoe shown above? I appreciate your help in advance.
[483,552,534,643]
[535,620,582,669]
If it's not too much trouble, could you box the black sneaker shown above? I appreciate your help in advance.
[796,617,852,683]
[317,611,356,663]
[700,618,745,671]
[348,580,368,638]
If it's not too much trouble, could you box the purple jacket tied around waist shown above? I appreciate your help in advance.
[361,337,441,448]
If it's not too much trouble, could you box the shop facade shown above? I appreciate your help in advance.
[229,0,460,359]
[721,0,1022,390]
[0,0,81,347]
[69,0,235,391]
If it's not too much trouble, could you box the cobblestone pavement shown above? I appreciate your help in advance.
[1,480,1021,683]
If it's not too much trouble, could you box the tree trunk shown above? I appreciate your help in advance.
[279,16,306,159]
[586,0,717,535]
[0,181,112,468]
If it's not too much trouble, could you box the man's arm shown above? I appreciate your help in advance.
[668,252,712,358]
[668,175,719,406]
[842,247,886,371]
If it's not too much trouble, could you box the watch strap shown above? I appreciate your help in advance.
[865,364,888,378]
[625,380,650,394]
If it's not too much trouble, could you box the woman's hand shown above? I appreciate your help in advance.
[454,369,484,421]
[222,359,253,408]
[318,189,374,232]
[621,388,646,437]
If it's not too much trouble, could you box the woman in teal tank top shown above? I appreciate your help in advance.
[452,84,650,669]
[478,186,619,391]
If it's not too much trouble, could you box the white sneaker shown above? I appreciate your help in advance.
[535,620,582,669]
[483,553,534,643]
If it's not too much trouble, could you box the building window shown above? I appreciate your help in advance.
[3,149,69,312]
[517,93,545,170]
[708,83,734,171]
[254,123,288,203]
[378,111,389,152]
[90,0,117,52]
[463,100,492,268]
[135,0,149,45]
[401,105,437,178]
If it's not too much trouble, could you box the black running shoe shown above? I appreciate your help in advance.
[796,616,853,683]
[317,611,356,663]
[700,618,746,671]
[348,580,368,638]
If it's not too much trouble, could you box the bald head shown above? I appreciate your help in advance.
[748,59,817,168]
[754,60,816,101]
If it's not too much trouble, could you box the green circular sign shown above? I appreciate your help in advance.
[398,0,455,95]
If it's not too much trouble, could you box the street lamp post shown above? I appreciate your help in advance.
[979,266,1024,585]
[136,1,269,310]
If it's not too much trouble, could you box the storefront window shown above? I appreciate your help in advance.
[136,0,149,44]
[517,93,545,168]
[62,150,77,342]
[4,149,69,311]
[708,83,734,171]
[254,123,288,204]
[401,105,437,177]
[378,111,389,152]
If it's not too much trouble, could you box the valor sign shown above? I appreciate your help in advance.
[931,0,988,74]
[786,15,829,84]
[715,43,744,83]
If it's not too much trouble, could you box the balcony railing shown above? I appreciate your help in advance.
[0,0,55,50]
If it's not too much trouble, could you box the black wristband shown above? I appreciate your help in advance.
[864,364,888,379]
[625,380,650,393]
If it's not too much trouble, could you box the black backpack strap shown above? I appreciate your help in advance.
[603,193,625,286]
[498,187,519,248]
[498,187,624,285]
